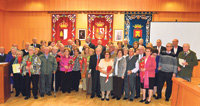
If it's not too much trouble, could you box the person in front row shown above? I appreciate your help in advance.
[21,46,41,100]
[156,43,177,101]
[124,48,139,101]
[39,47,57,97]
[177,43,198,82]
[98,51,114,101]
[112,49,126,100]
[139,47,156,104]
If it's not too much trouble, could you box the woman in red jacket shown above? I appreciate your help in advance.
[139,47,156,104]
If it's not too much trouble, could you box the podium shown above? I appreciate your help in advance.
[0,62,10,103]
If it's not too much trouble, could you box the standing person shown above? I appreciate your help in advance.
[124,48,139,101]
[172,39,183,57]
[11,50,24,97]
[122,39,133,49]
[0,47,6,62]
[5,47,17,93]
[71,48,84,92]
[21,42,30,56]
[86,48,94,94]
[177,43,198,82]
[133,41,139,50]
[96,40,106,53]
[39,47,57,97]
[85,37,95,50]
[135,46,145,99]
[89,47,104,98]
[139,47,156,104]
[21,46,41,100]
[139,38,144,47]
[123,47,129,58]
[75,39,83,53]
[59,48,73,93]
[31,37,41,48]
[98,51,114,101]
[156,43,177,101]
[153,39,166,55]
[112,49,126,100]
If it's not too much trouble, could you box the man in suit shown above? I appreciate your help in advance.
[96,40,106,53]
[124,48,139,101]
[172,39,183,57]
[31,37,41,48]
[86,37,95,50]
[122,39,133,49]
[0,47,6,62]
[153,39,166,55]
[21,42,30,56]
[89,47,104,98]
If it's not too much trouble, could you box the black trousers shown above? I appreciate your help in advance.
[135,74,141,97]
[157,71,173,99]
[56,71,62,91]
[24,73,39,97]
[91,71,100,96]
[71,71,81,91]
[113,76,124,98]
[13,73,25,96]
[60,71,72,92]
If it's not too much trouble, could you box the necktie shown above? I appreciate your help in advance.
[96,55,100,70]
[184,52,187,56]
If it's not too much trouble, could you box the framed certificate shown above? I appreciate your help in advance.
[12,64,21,73]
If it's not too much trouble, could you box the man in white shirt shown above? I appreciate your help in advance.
[172,39,183,57]
[153,39,166,55]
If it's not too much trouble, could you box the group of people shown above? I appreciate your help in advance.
[0,37,198,104]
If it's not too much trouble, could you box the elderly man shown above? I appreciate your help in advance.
[89,47,104,98]
[0,47,6,62]
[122,39,133,49]
[86,37,95,49]
[135,46,145,98]
[22,42,30,56]
[177,43,198,82]
[172,39,183,57]
[124,48,139,101]
[156,43,177,101]
[153,39,166,55]
[39,47,57,97]
[139,38,144,47]
[96,40,106,53]
[31,37,41,48]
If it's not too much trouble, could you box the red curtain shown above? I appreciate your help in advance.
[88,14,113,46]
[52,14,76,45]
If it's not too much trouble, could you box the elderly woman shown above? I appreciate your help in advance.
[21,46,41,100]
[123,47,129,58]
[59,48,73,93]
[98,51,114,101]
[112,49,126,100]
[11,50,24,97]
[139,47,156,104]
[5,47,17,93]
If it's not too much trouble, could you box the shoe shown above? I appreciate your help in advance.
[165,98,169,101]
[139,99,146,103]
[106,98,109,101]
[24,96,29,100]
[123,98,128,100]
[101,98,104,101]
[15,94,20,97]
[116,98,120,100]
[134,96,140,99]
[47,93,52,96]
[10,91,14,93]
[112,96,116,99]
[153,95,156,98]
[67,91,71,93]
[40,94,44,97]
[97,95,101,98]
[130,99,133,101]
[155,96,161,100]
[145,101,151,104]
[90,95,95,98]
[34,96,38,99]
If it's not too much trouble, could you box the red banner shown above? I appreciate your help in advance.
[88,14,113,46]
[52,14,76,45]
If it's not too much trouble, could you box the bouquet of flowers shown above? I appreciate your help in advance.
[26,61,32,76]
[105,66,112,83]
[139,58,145,78]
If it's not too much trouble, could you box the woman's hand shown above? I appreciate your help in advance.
[64,66,68,69]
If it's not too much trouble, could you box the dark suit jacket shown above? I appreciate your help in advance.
[89,54,104,75]
[95,45,106,54]
[21,49,29,56]
[122,44,133,49]
[89,43,96,50]
[171,46,183,57]
[153,46,166,54]
[31,43,41,49]
[0,54,6,62]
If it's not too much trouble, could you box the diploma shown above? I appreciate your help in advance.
[12,64,21,74]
